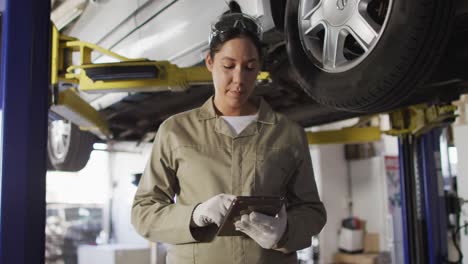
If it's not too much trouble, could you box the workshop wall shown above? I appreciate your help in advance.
[453,124,468,264]
[313,144,349,264]
[108,142,152,246]
[349,157,390,249]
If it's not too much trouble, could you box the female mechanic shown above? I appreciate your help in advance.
[132,5,326,264]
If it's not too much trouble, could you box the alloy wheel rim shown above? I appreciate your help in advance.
[298,0,393,73]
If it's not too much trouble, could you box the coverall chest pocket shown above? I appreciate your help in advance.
[254,146,296,196]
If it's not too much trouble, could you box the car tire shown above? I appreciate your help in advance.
[47,120,95,172]
[285,0,455,112]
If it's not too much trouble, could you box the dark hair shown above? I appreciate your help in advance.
[209,30,263,60]
[208,2,264,60]
[226,1,242,14]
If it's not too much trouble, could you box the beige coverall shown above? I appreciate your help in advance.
[132,96,326,264]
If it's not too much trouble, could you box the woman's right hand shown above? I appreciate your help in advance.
[191,194,236,227]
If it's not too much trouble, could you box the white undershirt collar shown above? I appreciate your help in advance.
[221,113,258,136]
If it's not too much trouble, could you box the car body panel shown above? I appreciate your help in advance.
[66,0,275,66]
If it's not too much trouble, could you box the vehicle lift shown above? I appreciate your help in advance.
[313,104,466,264]
[49,25,212,139]
[49,25,270,139]
[388,105,466,264]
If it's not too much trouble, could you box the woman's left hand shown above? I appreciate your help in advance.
[234,205,287,250]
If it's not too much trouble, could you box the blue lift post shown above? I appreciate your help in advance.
[399,128,451,264]
[419,128,449,264]
[399,134,419,264]
[0,0,51,263]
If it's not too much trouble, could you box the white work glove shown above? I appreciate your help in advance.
[234,205,288,250]
[191,194,236,227]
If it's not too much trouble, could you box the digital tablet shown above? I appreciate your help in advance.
[216,196,285,236]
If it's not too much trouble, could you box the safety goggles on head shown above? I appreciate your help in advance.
[209,13,263,45]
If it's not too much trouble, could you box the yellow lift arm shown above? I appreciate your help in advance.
[307,126,382,145]
[305,103,458,145]
[387,104,457,137]
[49,26,269,138]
